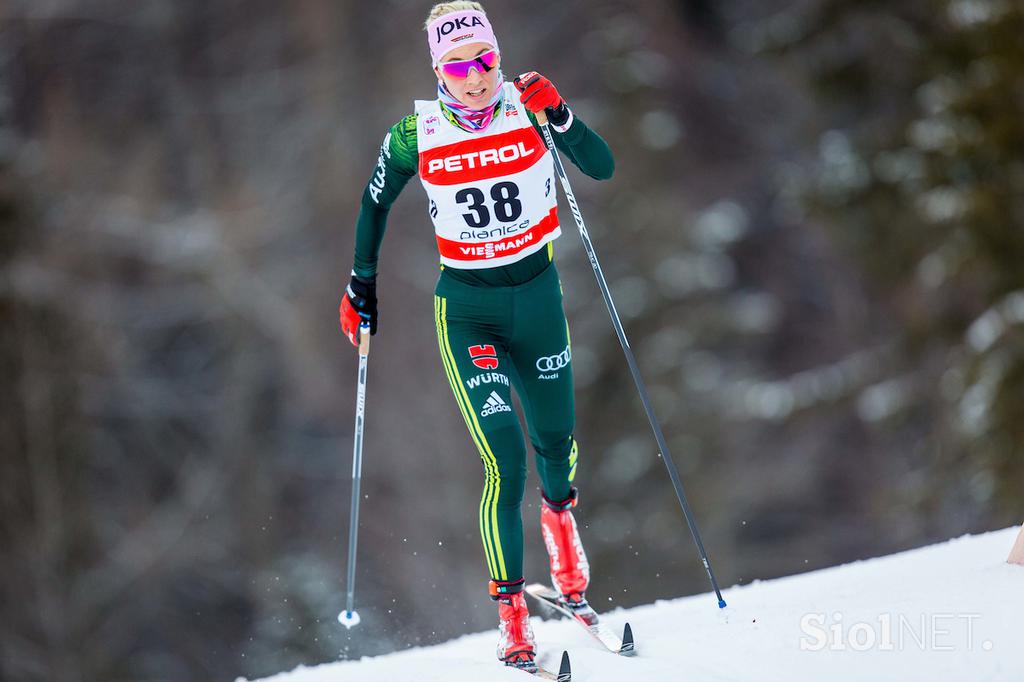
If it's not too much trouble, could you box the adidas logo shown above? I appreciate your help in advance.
[480,391,512,417]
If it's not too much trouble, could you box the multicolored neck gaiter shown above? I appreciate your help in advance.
[437,72,505,133]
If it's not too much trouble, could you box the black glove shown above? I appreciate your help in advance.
[545,100,571,127]
[339,273,377,345]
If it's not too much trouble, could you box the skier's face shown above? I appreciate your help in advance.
[434,42,500,109]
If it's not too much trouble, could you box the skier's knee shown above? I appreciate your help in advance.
[476,424,528,502]
[533,432,574,463]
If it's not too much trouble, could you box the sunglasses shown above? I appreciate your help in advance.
[439,49,498,79]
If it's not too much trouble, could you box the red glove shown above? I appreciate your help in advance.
[339,296,362,346]
[339,274,376,346]
[514,72,562,113]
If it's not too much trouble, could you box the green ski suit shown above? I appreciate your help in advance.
[352,99,613,584]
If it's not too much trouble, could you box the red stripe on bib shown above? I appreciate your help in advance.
[420,127,547,186]
[436,207,559,261]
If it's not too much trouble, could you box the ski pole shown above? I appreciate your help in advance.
[537,111,727,608]
[339,322,371,628]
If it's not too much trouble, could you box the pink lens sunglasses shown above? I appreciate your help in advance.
[439,49,499,79]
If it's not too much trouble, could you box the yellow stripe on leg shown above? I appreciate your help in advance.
[434,296,499,578]
[436,296,508,580]
[439,297,507,580]
[568,437,579,483]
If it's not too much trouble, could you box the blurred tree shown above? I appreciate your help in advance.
[0,90,96,682]
[760,0,1023,520]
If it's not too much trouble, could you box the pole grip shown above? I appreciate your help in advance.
[536,109,548,125]
[359,324,370,356]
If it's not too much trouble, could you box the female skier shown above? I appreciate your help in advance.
[339,2,614,671]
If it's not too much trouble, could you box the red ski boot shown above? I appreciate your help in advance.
[490,580,537,670]
[540,487,591,610]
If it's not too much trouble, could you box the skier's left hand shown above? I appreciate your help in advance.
[514,71,561,112]
[514,72,570,126]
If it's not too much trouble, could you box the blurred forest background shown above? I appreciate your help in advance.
[1,0,1021,680]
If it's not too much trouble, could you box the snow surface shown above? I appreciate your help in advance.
[246,527,1023,682]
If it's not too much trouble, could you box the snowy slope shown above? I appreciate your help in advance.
[246,527,1023,682]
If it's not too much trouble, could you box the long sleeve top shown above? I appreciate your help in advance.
[352,106,614,287]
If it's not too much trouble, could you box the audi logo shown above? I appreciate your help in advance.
[536,345,571,372]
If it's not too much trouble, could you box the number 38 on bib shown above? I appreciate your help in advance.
[416,82,560,270]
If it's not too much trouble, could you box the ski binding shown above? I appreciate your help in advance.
[525,583,636,656]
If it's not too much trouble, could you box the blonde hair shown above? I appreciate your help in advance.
[424,2,487,29]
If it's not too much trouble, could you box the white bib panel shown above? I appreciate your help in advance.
[415,82,560,270]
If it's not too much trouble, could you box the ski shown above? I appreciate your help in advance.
[525,583,636,656]
[509,650,571,681]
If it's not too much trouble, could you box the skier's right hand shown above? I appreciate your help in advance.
[339,273,377,347]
